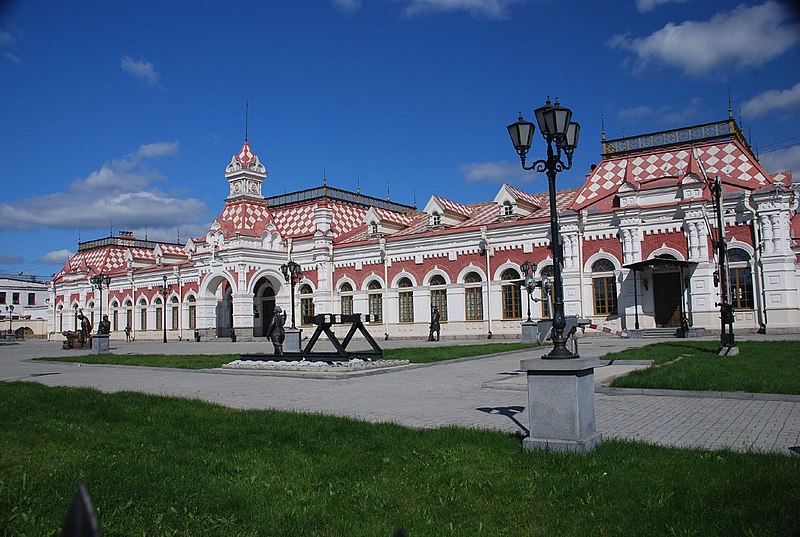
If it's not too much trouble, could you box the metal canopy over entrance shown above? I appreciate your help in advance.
[623,257,699,331]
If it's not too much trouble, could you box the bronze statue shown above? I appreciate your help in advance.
[99,314,111,335]
[428,306,441,342]
[77,310,92,348]
[266,306,287,355]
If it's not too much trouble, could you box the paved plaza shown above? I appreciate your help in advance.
[1,334,799,454]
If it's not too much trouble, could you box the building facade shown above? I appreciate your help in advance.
[49,116,799,341]
[1,275,50,338]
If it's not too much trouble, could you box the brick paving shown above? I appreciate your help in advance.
[1,334,799,454]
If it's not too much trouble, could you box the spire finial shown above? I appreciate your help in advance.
[387,180,390,201]
[357,174,360,194]
[413,188,416,208]
[245,101,249,142]
[323,164,327,186]
[601,112,606,141]
[727,87,733,119]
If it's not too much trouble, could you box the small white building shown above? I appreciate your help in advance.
[0,275,50,339]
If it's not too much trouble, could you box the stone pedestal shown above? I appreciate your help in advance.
[5,333,16,342]
[626,329,643,339]
[285,328,302,353]
[92,334,110,354]
[521,322,537,343]
[520,355,602,454]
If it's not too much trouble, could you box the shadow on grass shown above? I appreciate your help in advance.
[476,405,529,437]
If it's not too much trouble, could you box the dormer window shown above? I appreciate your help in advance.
[370,222,379,235]
[503,201,514,217]
[431,212,442,226]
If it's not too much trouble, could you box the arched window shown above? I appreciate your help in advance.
[429,274,448,322]
[110,300,119,332]
[187,295,197,330]
[728,248,754,310]
[155,297,163,331]
[591,259,618,315]
[138,298,148,331]
[501,268,522,320]
[57,304,64,332]
[87,302,95,327]
[299,284,315,325]
[464,271,483,321]
[540,266,553,319]
[170,296,179,330]
[124,299,133,333]
[367,280,383,323]
[339,282,354,316]
[397,277,414,323]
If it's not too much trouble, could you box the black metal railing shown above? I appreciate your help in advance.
[601,118,749,157]
[265,185,417,213]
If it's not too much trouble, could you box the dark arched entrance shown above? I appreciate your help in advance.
[253,277,276,337]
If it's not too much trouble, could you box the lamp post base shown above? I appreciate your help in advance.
[285,328,302,353]
[521,321,537,343]
[92,334,109,354]
[543,345,579,360]
[521,355,601,454]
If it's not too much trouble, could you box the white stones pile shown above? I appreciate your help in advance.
[222,358,408,372]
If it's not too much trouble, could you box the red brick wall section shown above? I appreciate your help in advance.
[582,237,622,264]
[726,224,754,247]
[642,230,687,259]
[303,268,318,287]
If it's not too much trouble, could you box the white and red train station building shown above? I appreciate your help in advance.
[48,115,799,341]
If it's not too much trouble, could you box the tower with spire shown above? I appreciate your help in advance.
[225,102,267,201]
[225,138,267,201]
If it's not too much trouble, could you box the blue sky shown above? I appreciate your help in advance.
[1,0,799,277]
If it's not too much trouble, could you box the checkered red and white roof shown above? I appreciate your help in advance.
[571,138,771,212]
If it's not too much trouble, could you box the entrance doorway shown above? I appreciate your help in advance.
[653,272,681,327]
[253,276,276,337]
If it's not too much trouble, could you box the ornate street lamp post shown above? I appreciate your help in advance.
[709,176,737,354]
[280,260,303,329]
[508,98,580,359]
[5,304,13,336]
[519,261,537,323]
[89,274,111,335]
[158,274,173,343]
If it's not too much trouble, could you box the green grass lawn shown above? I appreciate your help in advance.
[35,342,538,369]
[607,340,800,394]
[1,382,798,536]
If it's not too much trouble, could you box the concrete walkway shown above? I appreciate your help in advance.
[1,334,799,454]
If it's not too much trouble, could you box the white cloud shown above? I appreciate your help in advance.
[618,105,653,120]
[759,145,800,177]
[741,82,800,119]
[136,141,179,158]
[635,0,688,12]
[0,253,24,265]
[608,1,800,76]
[615,98,705,126]
[402,0,525,19]
[40,249,72,265]
[460,160,531,183]
[332,0,361,12]
[0,142,211,233]
[0,30,14,46]
[3,52,22,64]
[121,55,160,86]
[70,141,179,194]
